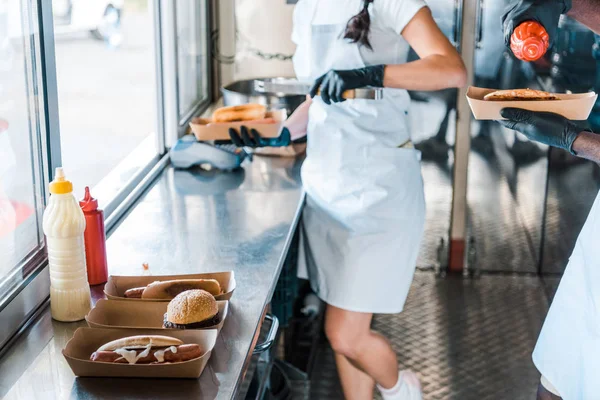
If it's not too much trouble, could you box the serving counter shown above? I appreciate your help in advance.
[0,155,305,399]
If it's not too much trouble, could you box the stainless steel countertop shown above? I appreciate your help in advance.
[0,155,305,400]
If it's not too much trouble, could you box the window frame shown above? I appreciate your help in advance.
[161,0,213,146]
[0,0,57,351]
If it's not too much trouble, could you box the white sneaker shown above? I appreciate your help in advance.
[378,370,423,400]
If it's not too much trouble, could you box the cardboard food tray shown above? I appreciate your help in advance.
[63,327,217,378]
[190,109,287,141]
[87,299,229,333]
[104,271,236,302]
[467,86,597,120]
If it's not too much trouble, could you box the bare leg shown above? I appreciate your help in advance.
[325,304,399,400]
[335,352,375,400]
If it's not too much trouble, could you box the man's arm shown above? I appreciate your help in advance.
[498,108,598,162]
[571,131,600,163]
[568,0,600,34]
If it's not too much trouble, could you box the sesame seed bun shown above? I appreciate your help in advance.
[166,290,218,325]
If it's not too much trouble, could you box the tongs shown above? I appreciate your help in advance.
[254,78,383,100]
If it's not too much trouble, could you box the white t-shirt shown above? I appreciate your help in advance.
[292,0,427,67]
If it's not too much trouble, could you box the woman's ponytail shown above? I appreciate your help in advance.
[344,0,375,50]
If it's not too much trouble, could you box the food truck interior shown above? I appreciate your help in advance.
[1,0,599,399]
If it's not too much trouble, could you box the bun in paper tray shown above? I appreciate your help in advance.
[467,86,597,120]
[212,104,266,122]
[483,89,558,101]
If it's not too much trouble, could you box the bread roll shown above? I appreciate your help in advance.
[212,104,266,123]
[141,279,221,299]
[483,89,558,101]
[98,335,182,351]
[166,290,218,325]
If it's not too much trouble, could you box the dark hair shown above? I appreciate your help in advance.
[344,0,375,50]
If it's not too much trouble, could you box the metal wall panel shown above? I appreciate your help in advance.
[467,0,549,273]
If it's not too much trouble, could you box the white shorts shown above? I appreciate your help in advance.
[541,376,561,397]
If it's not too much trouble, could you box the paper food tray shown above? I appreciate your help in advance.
[104,271,236,302]
[62,327,217,378]
[190,109,287,141]
[467,86,597,120]
[86,299,228,333]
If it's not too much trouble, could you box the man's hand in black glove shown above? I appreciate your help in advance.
[498,108,583,154]
[502,0,571,49]
[228,126,293,148]
[310,65,385,105]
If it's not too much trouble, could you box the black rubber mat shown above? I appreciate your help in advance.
[310,272,549,400]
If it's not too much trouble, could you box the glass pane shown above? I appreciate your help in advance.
[0,0,45,294]
[53,0,158,200]
[176,0,208,121]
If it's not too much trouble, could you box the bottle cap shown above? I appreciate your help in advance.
[510,21,550,62]
[49,167,73,195]
[79,186,99,212]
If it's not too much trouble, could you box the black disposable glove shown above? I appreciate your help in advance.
[228,126,292,148]
[310,65,385,105]
[498,108,582,154]
[502,0,571,49]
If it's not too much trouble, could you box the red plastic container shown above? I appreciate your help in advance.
[79,187,108,286]
[510,21,550,62]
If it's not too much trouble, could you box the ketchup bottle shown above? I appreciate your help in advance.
[510,21,550,62]
[79,187,108,285]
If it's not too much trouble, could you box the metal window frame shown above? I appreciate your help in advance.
[0,0,58,351]
[161,0,213,145]
[0,0,171,352]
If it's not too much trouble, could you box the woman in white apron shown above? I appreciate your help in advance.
[231,1,466,398]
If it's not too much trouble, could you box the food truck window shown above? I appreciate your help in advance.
[175,0,210,124]
[52,0,163,215]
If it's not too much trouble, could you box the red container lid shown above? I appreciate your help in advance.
[510,21,550,62]
[79,186,99,212]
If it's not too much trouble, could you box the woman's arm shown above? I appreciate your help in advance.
[283,96,311,141]
[383,7,467,91]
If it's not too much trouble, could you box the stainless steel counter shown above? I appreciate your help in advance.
[0,155,305,400]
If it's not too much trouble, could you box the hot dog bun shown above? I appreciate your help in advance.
[124,287,145,298]
[91,344,202,364]
[212,104,266,123]
[98,335,182,352]
[141,279,221,300]
[483,89,558,101]
[91,335,202,364]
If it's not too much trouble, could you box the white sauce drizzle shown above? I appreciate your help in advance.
[153,346,178,363]
[114,343,153,365]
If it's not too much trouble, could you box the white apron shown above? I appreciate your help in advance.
[533,190,600,399]
[295,0,425,313]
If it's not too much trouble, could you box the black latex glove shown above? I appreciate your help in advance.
[228,126,292,148]
[502,0,571,50]
[498,108,582,154]
[310,65,385,105]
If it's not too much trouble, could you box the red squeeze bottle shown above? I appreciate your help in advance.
[510,21,550,62]
[79,187,108,286]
